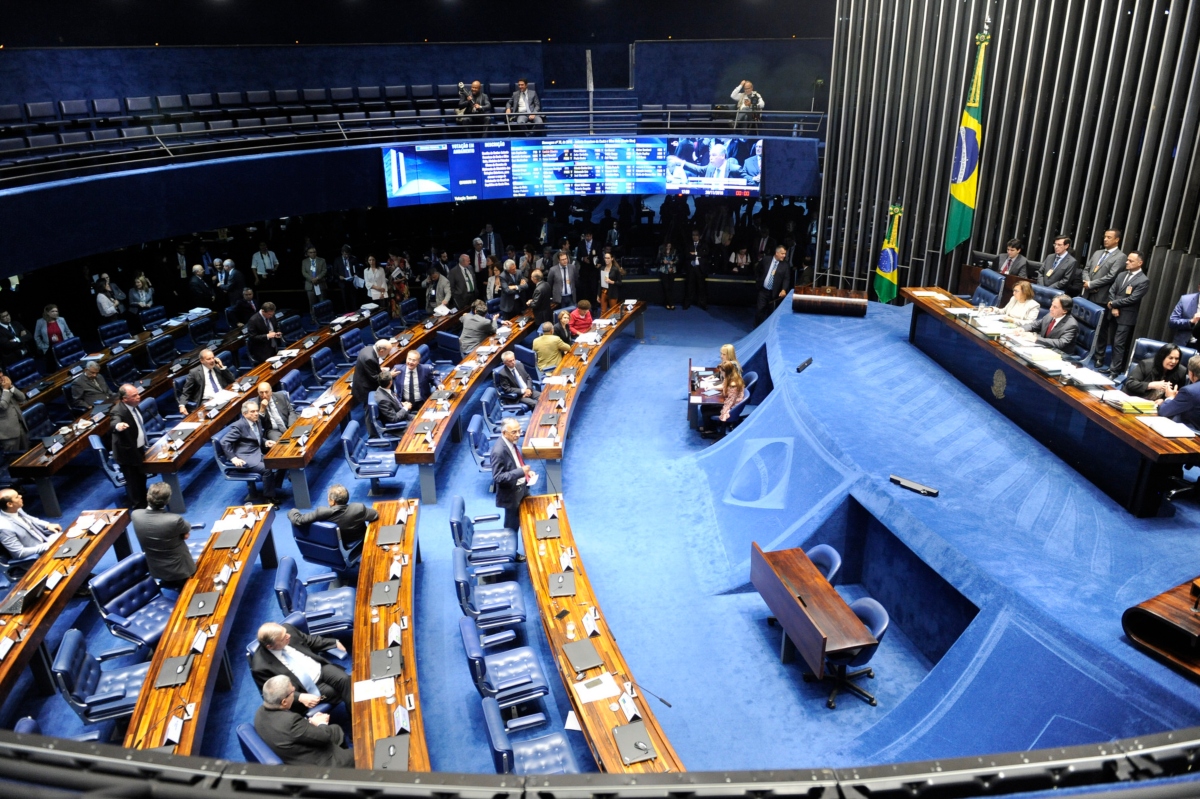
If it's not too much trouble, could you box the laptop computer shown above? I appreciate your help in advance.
[370,646,404,680]
[535,519,561,540]
[0,575,49,615]
[549,571,576,597]
[612,720,657,766]
[376,525,405,546]
[374,734,410,771]
[562,638,604,672]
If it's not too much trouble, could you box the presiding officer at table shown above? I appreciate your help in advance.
[254,675,354,767]
[1016,295,1078,352]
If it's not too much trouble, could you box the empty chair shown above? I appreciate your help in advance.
[480,387,529,438]
[358,86,385,111]
[139,305,168,328]
[137,396,178,435]
[14,715,115,743]
[409,84,437,112]
[292,519,362,580]
[340,419,399,492]
[806,544,842,584]
[97,319,130,348]
[369,310,398,341]
[89,434,125,488]
[105,354,142,387]
[278,370,315,407]
[51,629,150,725]
[450,495,518,564]
[966,268,1003,306]
[144,334,178,369]
[22,403,56,440]
[452,547,526,631]
[52,336,87,368]
[277,313,305,342]
[329,87,356,110]
[465,415,495,477]
[436,330,461,361]
[24,102,61,131]
[91,98,127,125]
[6,358,41,391]
[273,556,355,639]
[88,552,177,648]
[399,297,425,325]
[155,94,189,120]
[340,328,365,362]
[819,597,890,709]
[310,347,343,386]
[274,89,303,112]
[246,90,275,113]
[188,316,215,346]
[482,696,579,775]
[237,723,284,765]
[187,92,217,116]
[458,616,547,708]
[312,300,335,326]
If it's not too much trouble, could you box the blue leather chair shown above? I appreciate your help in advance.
[137,396,179,435]
[481,696,580,774]
[367,391,408,442]
[1065,297,1105,363]
[820,597,889,709]
[89,435,125,488]
[1119,338,1199,385]
[22,403,57,441]
[7,358,41,391]
[98,320,130,348]
[449,495,518,565]
[188,314,215,342]
[341,419,399,492]
[806,544,842,584]
[452,547,526,630]
[237,723,284,765]
[415,344,431,363]
[213,434,267,497]
[139,306,167,328]
[459,617,548,710]
[13,715,115,743]
[50,629,150,724]
[340,328,366,363]
[480,387,529,438]
[52,336,87,368]
[466,415,495,478]
[487,297,502,315]
[312,300,335,326]
[400,298,426,325]
[0,542,40,582]
[276,314,304,343]
[310,347,343,386]
[273,556,355,640]
[436,330,461,361]
[244,611,342,721]
[292,518,362,579]
[1031,284,1064,320]
[370,311,398,340]
[967,268,1004,306]
[88,553,177,648]
[105,354,143,386]
[144,334,178,369]
[279,370,316,407]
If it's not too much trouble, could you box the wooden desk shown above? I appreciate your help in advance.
[124,505,277,754]
[143,312,372,512]
[902,286,1200,516]
[263,312,462,509]
[519,494,684,773]
[9,327,250,517]
[0,509,131,696]
[395,312,538,504]
[520,302,646,492]
[749,542,876,679]
[1123,578,1200,684]
[19,311,213,411]
[350,499,429,770]
[687,360,722,430]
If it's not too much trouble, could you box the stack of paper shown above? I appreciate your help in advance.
[1096,390,1156,413]
[1061,366,1114,387]
[1137,416,1198,438]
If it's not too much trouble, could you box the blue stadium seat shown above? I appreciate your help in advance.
[312,300,335,326]
[237,723,283,765]
[340,328,365,362]
[88,553,177,648]
[105,354,142,387]
[144,334,178,369]
[370,310,399,340]
[22,403,56,440]
[50,629,149,725]
[277,314,305,343]
[6,358,41,391]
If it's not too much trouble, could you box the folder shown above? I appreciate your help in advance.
[185,592,219,618]
[549,571,576,597]
[291,424,314,439]
[371,579,401,607]
[370,646,404,680]
[213,529,245,550]
[155,654,194,688]
[562,638,604,672]
[413,421,436,435]
[52,540,87,559]
[612,720,657,765]
[535,519,561,540]
[374,734,410,771]
[376,525,405,546]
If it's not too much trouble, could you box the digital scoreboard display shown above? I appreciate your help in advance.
[383,135,761,206]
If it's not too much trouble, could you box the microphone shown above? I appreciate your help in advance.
[628,679,672,708]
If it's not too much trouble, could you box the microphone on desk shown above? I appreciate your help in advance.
[628,679,672,708]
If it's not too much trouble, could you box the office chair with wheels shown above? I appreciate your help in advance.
[809,596,889,709]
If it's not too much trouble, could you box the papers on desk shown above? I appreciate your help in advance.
[1092,389,1157,414]
[1011,346,1065,374]
[277,349,300,358]
[300,407,321,419]
[432,304,451,317]
[575,331,601,345]
[572,671,621,704]
[173,422,202,432]
[1059,365,1114,387]
[0,636,14,662]
[188,307,211,316]
[946,307,978,316]
[205,389,239,407]
[119,338,137,346]
[594,318,615,328]
[1137,416,1198,438]
[213,514,255,533]
[543,375,567,385]
[528,437,557,449]
[353,677,396,702]
[910,290,944,298]
[422,410,450,421]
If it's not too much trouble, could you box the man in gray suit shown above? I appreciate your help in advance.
[1037,235,1079,293]
[131,482,196,588]
[287,483,380,548]
[1018,295,1079,352]
[301,247,328,323]
[1105,251,1151,376]
[459,301,498,358]
[0,488,61,561]
[423,269,452,314]
[0,375,27,454]
[1082,228,1127,370]
[505,79,543,128]
[548,252,579,308]
[256,382,298,440]
[70,361,116,412]
[994,238,1029,278]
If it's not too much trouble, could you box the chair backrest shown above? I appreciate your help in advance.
[13,717,39,734]
[969,268,1003,307]
[848,597,889,667]
[106,354,138,385]
[726,387,752,422]
[742,370,759,399]
[448,495,468,547]
[805,544,842,584]
[278,314,305,342]
[479,386,504,427]
[481,696,515,774]
[311,347,335,377]
[452,546,473,613]
[280,370,305,397]
[140,306,167,326]
[340,328,364,360]
[1069,297,1104,360]
[146,335,176,367]
[273,556,305,615]
[96,322,129,349]
[292,520,353,573]
[137,396,162,424]
[22,403,52,439]
[313,300,334,324]
[340,419,363,463]
[400,298,419,319]
[370,311,392,339]
[436,330,460,358]
[1031,284,1063,315]
[51,629,101,703]
[416,344,430,363]
[236,723,283,765]
[7,358,40,389]
[89,434,125,486]
[458,615,487,684]
[52,337,86,367]
[513,344,536,372]
[89,552,160,620]
[467,415,490,465]
[212,434,236,469]
[189,316,215,343]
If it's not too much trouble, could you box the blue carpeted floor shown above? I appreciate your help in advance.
[6,299,1200,775]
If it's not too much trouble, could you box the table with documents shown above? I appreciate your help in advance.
[686,359,723,429]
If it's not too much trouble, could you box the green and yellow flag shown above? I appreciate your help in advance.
[874,203,902,304]
[944,32,991,252]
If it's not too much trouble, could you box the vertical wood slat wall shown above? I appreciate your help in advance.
[817,0,1200,342]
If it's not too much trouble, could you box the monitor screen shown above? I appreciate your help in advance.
[382,135,761,206]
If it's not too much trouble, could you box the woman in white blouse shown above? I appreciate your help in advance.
[1000,280,1039,323]
[364,254,389,302]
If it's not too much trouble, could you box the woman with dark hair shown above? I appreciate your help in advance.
[598,251,624,314]
[1125,342,1188,400]
[657,241,679,310]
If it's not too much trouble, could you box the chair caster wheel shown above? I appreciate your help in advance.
[867,669,875,679]
[869,698,877,706]
[827,699,836,709]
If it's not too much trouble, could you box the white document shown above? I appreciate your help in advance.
[353,679,396,702]
[528,437,557,449]
[572,671,621,704]
[543,376,567,385]
[173,422,202,432]
[564,710,582,731]
[433,304,450,317]
[214,564,232,586]
[352,277,365,289]
[45,570,64,590]
[526,471,539,487]
[314,284,322,297]
[0,638,14,661]
[206,389,239,406]
[423,410,450,421]
[582,607,600,637]
[1137,416,1198,438]
[300,407,320,418]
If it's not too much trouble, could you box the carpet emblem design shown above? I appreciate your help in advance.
[723,437,794,509]
[991,369,1006,399]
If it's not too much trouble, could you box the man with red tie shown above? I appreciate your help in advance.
[490,417,534,545]
[1017,295,1079,352]
[993,238,1029,278]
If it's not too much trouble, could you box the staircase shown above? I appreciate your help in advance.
[539,89,640,134]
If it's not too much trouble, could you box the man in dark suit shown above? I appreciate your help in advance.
[216,260,246,308]
[394,349,437,413]
[0,310,33,364]
[332,245,361,313]
[755,244,793,326]
[742,139,763,185]
[527,269,552,327]
[301,247,328,323]
[683,229,711,311]
[246,303,284,365]
[233,288,259,325]
[220,400,280,504]
[374,371,409,425]
[457,80,492,138]
[177,349,234,415]
[187,265,215,309]
[498,260,527,318]
[575,231,599,306]
[254,675,353,767]
[257,382,298,440]
[480,223,505,259]
[548,252,579,309]
[70,360,116,412]
[1168,280,1200,347]
[505,79,542,129]
[1158,354,1200,428]
[994,238,1029,278]
[287,483,379,548]
[131,482,196,589]
[1104,251,1150,376]
[351,339,393,406]
[1018,295,1079,352]
[495,351,540,410]
[251,621,350,708]
[491,417,533,535]
[1037,235,1079,293]
[1083,228,1128,370]
[111,384,149,509]
[750,225,775,263]
[449,254,477,311]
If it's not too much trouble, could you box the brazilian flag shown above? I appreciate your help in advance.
[874,204,902,304]
[944,32,991,253]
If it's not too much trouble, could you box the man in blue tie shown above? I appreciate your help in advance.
[1037,235,1078,292]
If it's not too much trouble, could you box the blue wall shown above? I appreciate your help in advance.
[0,43,545,106]
[634,39,833,109]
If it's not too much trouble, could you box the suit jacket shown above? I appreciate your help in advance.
[756,254,793,294]
[1022,312,1079,352]
[1106,268,1150,327]
[449,266,477,310]
[1081,248,1125,304]
[1037,253,1078,292]
[458,91,493,116]
[993,253,1029,278]
[187,275,215,308]
[394,363,437,404]
[424,275,452,313]
[480,231,505,259]
[1169,292,1200,346]
[1125,357,1188,400]
[494,362,535,402]
[499,271,525,314]
[110,401,146,465]
[179,363,234,408]
[529,280,552,326]
[750,235,776,261]
[332,255,360,285]
[548,263,579,304]
[1159,381,1200,428]
[459,313,496,355]
[490,436,528,511]
[246,311,283,364]
[260,392,298,436]
[219,268,246,305]
[553,321,574,345]
[71,373,114,411]
[0,321,33,362]
[34,317,75,354]
[221,416,271,469]
[351,347,385,405]
[288,503,379,548]
[742,155,761,184]
[130,507,196,582]
[302,257,328,291]
[375,386,409,424]
[685,240,711,274]
[254,705,353,768]
[0,510,55,560]
[248,624,341,696]
[232,298,258,325]
[506,89,542,122]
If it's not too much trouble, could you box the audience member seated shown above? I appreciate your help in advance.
[1126,343,1187,401]
[394,349,437,413]
[34,304,73,359]
[351,338,394,406]
[720,343,740,374]
[998,280,1039,323]
[553,310,574,345]
[532,322,570,371]
[257,382,297,440]
[505,78,543,128]
[178,349,235,415]
[1168,279,1200,347]
[458,81,493,137]
[233,288,259,325]
[128,277,155,314]
[567,300,593,336]
[287,483,379,549]
[253,675,354,768]
[0,487,63,560]
[1157,354,1200,427]
[1016,295,1078,352]
[0,375,27,453]
[246,302,284,365]
[460,301,498,358]
[495,351,540,410]
[71,361,116,411]
[251,622,351,711]
[220,400,281,505]
[130,482,196,590]
[700,362,746,438]
[0,310,34,364]
[374,371,409,425]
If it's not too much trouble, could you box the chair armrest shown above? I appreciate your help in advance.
[366,437,397,448]
[473,514,501,523]
[469,563,505,578]
[101,611,130,627]
[73,731,105,742]
[494,675,532,692]
[480,629,517,648]
[84,689,126,705]
[505,712,547,732]
[96,643,141,661]
[468,541,500,553]
[301,572,340,587]
[307,608,336,620]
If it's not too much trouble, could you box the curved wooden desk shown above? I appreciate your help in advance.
[1123,577,1200,684]
[519,493,684,773]
[351,499,429,770]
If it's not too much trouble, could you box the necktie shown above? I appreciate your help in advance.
[477,252,485,270]
[488,233,494,253]
[511,366,526,392]
[1054,255,1063,270]
[249,300,255,312]
[511,439,525,467]
[208,368,219,394]
[14,513,45,543]
[1046,317,1056,336]
[131,407,146,448]
[765,259,779,290]
[218,271,226,287]
[1002,258,1011,274]
[464,268,474,294]
[408,368,417,402]
[268,398,284,430]
[311,259,317,276]
[250,421,261,446]
[563,267,571,295]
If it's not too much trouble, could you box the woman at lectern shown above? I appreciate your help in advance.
[1000,281,1039,323]
[1125,343,1187,401]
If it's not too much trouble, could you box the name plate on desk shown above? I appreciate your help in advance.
[374,734,410,771]
[612,720,658,765]
[155,654,195,688]
[535,519,561,540]
[549,571,576,597]
[370,646,404,680]
[376,524,405,546]
[185,592,219,618]
[371,579,401,607]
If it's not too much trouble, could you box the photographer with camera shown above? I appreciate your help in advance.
[457,80,493,138]
[731,80,765,132]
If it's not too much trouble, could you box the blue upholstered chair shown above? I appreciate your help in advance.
[339,328,365,363]
[806,544,842,584]
[399,298,426,325]
[88,553,177,648]
[105,354,143,386]
[244,611,342,721]
[449,495,518,565]
[436,330,461,361]
[97,320,130,348]
[1067,297,1105,363]
[310,347,343,386]
[466,415,495,478]
[212,434,268,498]
[89,435,125,488]
[279,370,316,407]
[273,556,355,639]
[237,723,284,765]
[277,314,305,343]
[819,597,889,709]
[13,715,115,743]
[291,518,362,579]
[340,419,399,492]
[50,629,150,725]
[458,617,548,709]
[370,311,399,341]
[1031,284,1064,320]
[7,359,41,391]
[367,391,408,443]
[52,336,87,368]
[188,316,215,347]
[144,334,178,369]
[480,387,529,438]
[968,268,1004,306]
[1118,339,1199,386]
[137,396,179,435]
[312,300,335,326]
[139,306,167,328]
[452,547,526,631]
[482,697,580,774]
[22,403,57,441]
